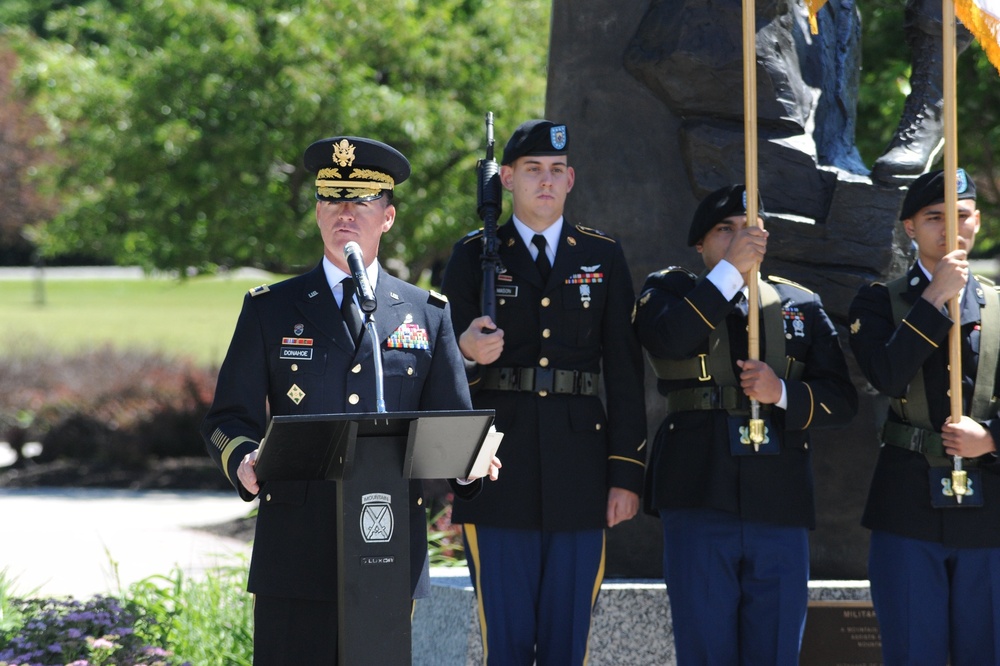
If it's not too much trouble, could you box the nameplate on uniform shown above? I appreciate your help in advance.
[280,347,314,361]
[928,467,984,508]
[727,416,780,455]
[495,285,518,298]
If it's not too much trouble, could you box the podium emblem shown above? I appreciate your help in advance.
[360,493,394,543]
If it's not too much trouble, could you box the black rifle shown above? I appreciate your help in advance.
[476,112,504,330]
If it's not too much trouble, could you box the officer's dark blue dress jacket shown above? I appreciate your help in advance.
[441,219,647,531]
[635,268,857,528]
[202,261,478,601]
[849,263,1000,547]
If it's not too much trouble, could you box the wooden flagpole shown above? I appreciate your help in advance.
[743,0,766,448]
[942,0,969,499]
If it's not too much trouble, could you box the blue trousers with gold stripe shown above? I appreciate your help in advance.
[464,525,605,666]
[869,530,1000,666]
[660,508,809,666]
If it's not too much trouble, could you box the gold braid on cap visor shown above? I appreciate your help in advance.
[316,167,395,199]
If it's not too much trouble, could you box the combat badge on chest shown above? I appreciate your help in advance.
[566,264,604,309]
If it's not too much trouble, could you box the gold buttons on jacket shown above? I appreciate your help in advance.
[417,497,423,506]
[265,494,272,502]
[352,363,362,374]
[539,357,550,367]
[596,423,602,431]
[407,367,414,376]
[541,297,551,307]
[542,328,551,338]
[538,390,548,397]
[291,364,298,372]
[349,393,360,405]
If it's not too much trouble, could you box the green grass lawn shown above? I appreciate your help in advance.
[0,273,288,367]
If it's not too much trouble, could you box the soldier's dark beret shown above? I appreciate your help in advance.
[899,168,976,220]
[501,119,569,166]
[303,136,410,202]
[688,184,767,246]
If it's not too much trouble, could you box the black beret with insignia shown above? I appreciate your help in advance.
[688,184,768,246]
[898,168,976,220]
[303,136,410,202]
[501,119,568,166]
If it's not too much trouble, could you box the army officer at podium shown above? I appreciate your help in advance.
[202,135,499,665]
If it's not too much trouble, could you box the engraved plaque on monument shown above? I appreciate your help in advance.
[799,601,882,666]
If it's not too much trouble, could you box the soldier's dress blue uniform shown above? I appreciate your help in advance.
[850,264,1000,665]
[202,136,480,665]
[442,216,646,663]
[634,185,857,665]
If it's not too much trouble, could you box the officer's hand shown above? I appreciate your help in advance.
[724,225,768,277]
[942,415,997,458]
[923,249,969,309]
[737,359,783,405]
[466,455,502,482]
[237,449,260,495]
[459,316,505,365]
[606,487,639,527]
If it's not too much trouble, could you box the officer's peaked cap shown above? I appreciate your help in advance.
[303,136,410,202]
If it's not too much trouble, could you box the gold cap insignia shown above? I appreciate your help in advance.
[332,139,356,167]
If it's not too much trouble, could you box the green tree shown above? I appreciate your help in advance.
[0,0,549,277]
[856,0,1000,255]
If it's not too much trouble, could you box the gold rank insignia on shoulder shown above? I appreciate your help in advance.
[850,318,861,334]
[249,284,270,297]
[638,292,652,307]
[768,275,813,293]
[575,225,616,243]
[428,290,448,308]
[463,228,485,244]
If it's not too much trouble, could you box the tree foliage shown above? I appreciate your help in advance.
[0,46,57,264]
[0,0,549,276]
[3,0,999,271]
[856,0,1000,255]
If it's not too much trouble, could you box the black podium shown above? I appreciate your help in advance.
[254,410,494,665]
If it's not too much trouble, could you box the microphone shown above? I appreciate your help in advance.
[343,241,377,313]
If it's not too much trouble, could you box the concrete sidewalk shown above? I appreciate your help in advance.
[0,488,253,599]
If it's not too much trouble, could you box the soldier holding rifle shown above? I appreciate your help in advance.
[635,184,857,664]
[849,169,1000,665]
[441,118,646,664]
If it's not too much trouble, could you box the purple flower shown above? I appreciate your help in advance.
[47,642,62,652]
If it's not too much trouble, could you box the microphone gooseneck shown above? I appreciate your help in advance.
[343,241,377,313]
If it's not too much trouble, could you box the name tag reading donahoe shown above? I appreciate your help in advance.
[280,347,314,360]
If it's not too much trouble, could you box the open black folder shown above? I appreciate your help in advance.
[254,410,497,483]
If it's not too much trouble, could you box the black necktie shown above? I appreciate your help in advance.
[532,234,551,283]
[340,277,364,347]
